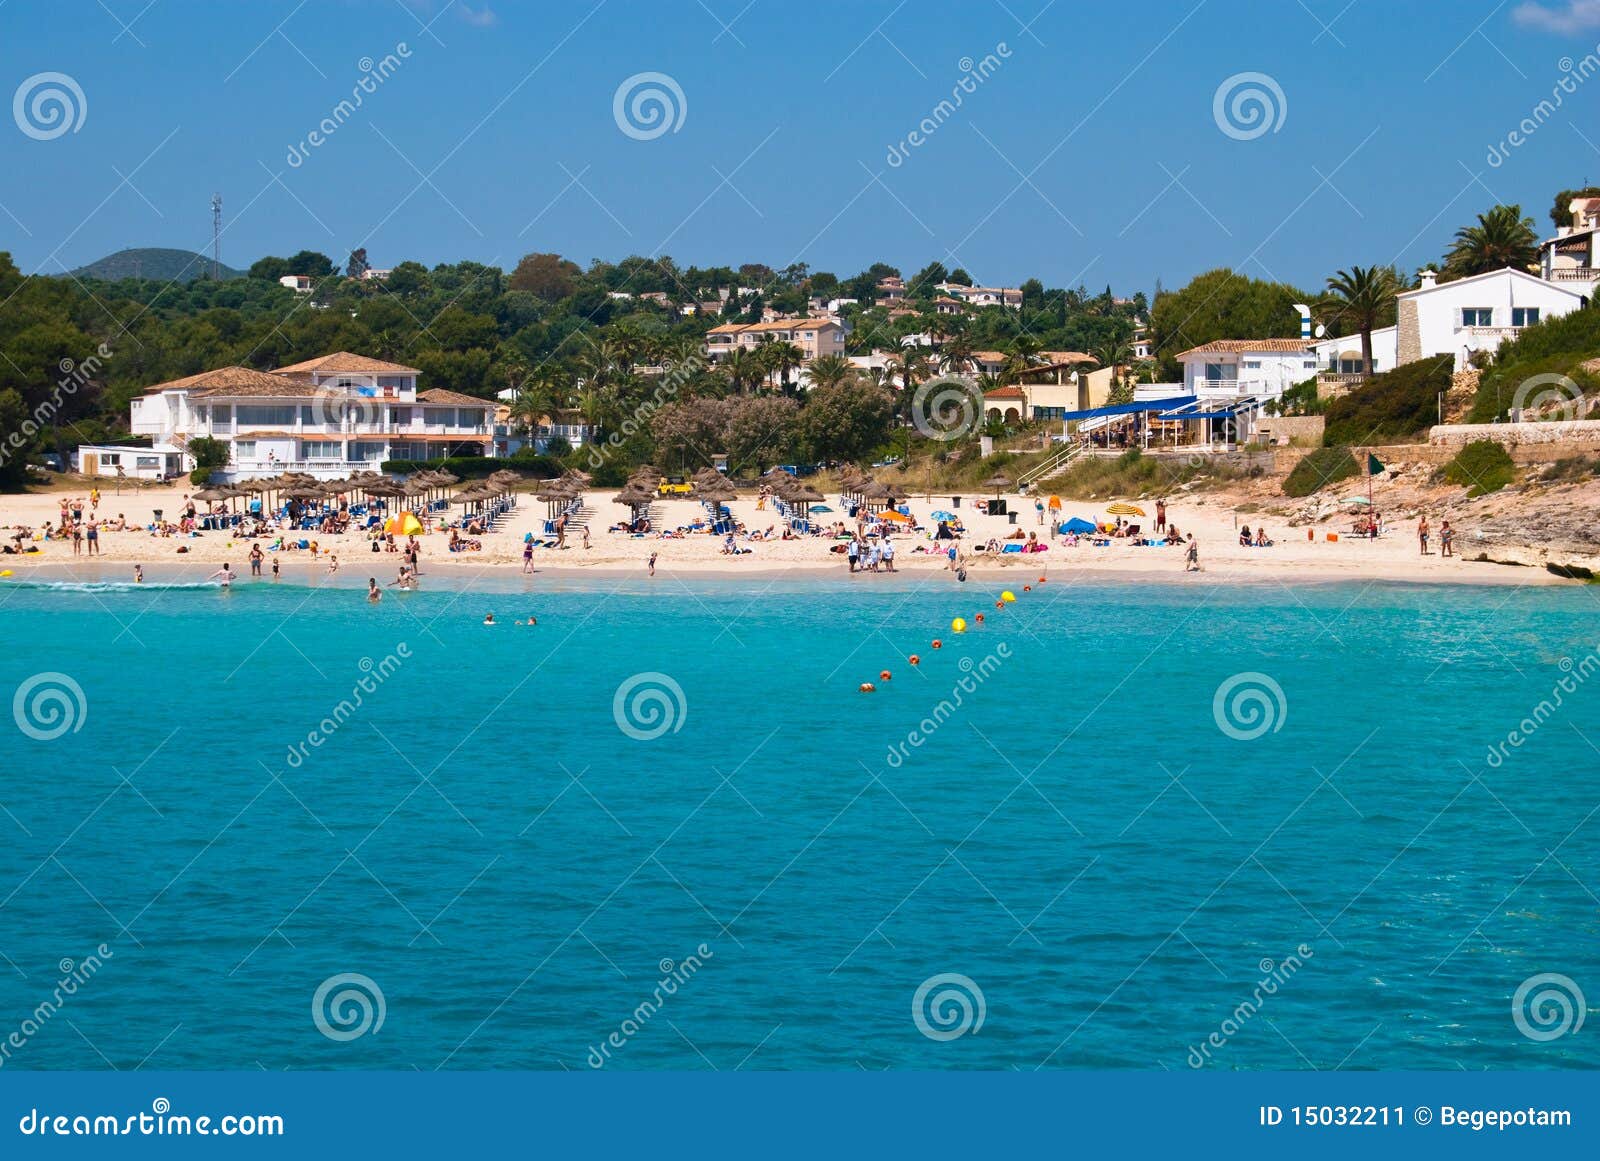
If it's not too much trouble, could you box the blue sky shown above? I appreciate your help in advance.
[3,0,1599,295]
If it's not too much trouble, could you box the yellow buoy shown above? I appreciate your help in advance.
[1001,590,1016,603]
[951,618,967,633]
[0,569,11,577]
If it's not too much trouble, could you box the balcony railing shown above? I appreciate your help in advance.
[1466,326,1520,339]
[1547,267,1597,282]
[1317,372,1369,386]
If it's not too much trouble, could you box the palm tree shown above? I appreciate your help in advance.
[939,332,977,376]
[1322,265,1399,375]
[724,347,762,394]
[806,353,854,391]
[1001,333,1043,385]
[1445,205,1539,278]
[770,342,804,392]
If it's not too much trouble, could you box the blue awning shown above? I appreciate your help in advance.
[1058,395,1196,422]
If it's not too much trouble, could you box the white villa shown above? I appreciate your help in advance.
[1394,267,1586,369]
[75,352,493,481]
[1175,339,1317,399]
[1539,194,1599,295]
[936,281,1022,309]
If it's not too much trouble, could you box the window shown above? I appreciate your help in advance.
[1244,360,1262,369]
[237,405,297,426]
[1461,308,1493,327]
[377,376,410,391]
[301,441,342,459]
[213,405,231,424]
[1303,360,1316,370]
[391,406,412,425]
[101,453,121,466]
[234,441,256,460]
[1512,307,1540,327]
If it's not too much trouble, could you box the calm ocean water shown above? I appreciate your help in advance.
[0,573,1596,1071]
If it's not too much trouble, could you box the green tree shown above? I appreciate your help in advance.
[1148,268,1308,380]
[1444,205,1538,278]
[798,380,897,463]
[1548,187,1600,228]
[509,252,581,301]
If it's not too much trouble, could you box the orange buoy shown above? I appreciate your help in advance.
[931,639,943,649]
[1023,585,1031,592]
[859,682,876,693]
[909,654,921,665]
[879,669,892,681]
[975,613,985,623]
[994,600,1004,609]
[1038,576,1047,583]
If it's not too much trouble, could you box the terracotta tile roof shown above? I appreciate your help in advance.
[705,319,842,336]
[984,386,1025,399]
[417,388,492,406]
[270,351,421,376]
[1176,339,1311,357]
[142,366,318,397]
[1040,350,1097,365]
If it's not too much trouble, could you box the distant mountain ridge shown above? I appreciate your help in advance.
[65,248,246,282]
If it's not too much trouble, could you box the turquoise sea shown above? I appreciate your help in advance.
[0,573,1596,1071]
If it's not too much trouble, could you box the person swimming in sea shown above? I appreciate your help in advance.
[367,578,382,603]
[515,614,537,626]
[483,613,495,625]
[133,564,143,584]
[208,563,237,589]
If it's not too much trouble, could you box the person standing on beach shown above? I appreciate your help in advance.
[1184,534,1200,572]
[71,522,82,556]
[1440,520,1454,558]
[846,537,859,574]
[647,552,657,577]
[883,537,896,572]
[133,564,143,584]
[1418,516,1430,555]
[271,556,280,581]
[1035,498,1045,526]
[249,544,264,576]
[85,520,99,556]
[582,525,591,550]
[208,563,237,589]
[90,487,99,514]
[523,538,535,573]
[1156,499,1167,532]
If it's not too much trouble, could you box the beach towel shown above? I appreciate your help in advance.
[1001,543,1023,553]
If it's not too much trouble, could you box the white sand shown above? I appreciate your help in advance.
[0,478,1558,587]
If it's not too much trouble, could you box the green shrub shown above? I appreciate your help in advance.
[1321,355,1453,446]
[190,467,213,485]
[1471,304,1600,422]
[1283,447,1359,497]
[1043,447,1244,499]
[1439,439,1514,496]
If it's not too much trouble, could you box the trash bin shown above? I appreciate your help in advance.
[951,496,961,508]
[1008,512,1018,525]
[152,509,162,521]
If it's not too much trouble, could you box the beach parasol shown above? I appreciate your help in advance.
[1105,502,1146,517]
[1341,496,1371,506]
[878,509,911,523]
[981,473,1014,496]
[930,510,955,522]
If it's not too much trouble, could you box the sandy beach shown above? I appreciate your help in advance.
[0,479,1564,587]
